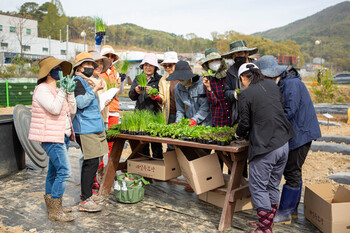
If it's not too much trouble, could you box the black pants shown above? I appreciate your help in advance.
[284,142,312,188]
[142,142,163,159]
[76,135,101,201]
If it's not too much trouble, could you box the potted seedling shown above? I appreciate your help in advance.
[137,72,147,91]
[95,17,106,37]
[148,87,159,97]
[201,69,214,80]
[120,60,130,74]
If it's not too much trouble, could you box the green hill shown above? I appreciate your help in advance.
[254,1,350,71]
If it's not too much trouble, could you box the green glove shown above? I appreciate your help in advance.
[59,71,68,92]
[67,75,77,94]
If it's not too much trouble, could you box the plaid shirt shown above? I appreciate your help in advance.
[205,77,232,127]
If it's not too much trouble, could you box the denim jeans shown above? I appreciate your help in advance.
[41,136,72,198]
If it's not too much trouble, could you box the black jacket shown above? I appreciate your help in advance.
[129,72,162,113]
[224,58,255,125]
[236,79,295,161]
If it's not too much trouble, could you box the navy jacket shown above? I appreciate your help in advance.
[279,68,321,150]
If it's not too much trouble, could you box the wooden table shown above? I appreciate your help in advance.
[99,134,249,231]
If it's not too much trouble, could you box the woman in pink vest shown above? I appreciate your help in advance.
[28,56,77,222]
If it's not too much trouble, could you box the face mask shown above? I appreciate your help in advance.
[226,59,234,67]
[82,67,94,77]
[234,56,247,68]
[208,61,221,72]
[50,67,61,80]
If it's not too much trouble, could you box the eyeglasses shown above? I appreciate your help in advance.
[163,64,174,69]
[106,54,115,59]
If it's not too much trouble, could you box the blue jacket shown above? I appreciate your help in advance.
[280,68,321,150]
[175,76,212,126]
[73,76,105,134]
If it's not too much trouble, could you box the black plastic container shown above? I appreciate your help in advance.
[96,31,106,37]
[0,115,25,178]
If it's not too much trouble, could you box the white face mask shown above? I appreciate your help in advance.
[208,61,221,72]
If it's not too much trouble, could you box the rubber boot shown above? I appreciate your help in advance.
[245,209,274,233]
[273,184,300,225]
[44,194,72,213]
[47,197,75,222]
[291,181,302,219]
[247,204,277,228]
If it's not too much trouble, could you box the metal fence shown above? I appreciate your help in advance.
[0,80,36,107]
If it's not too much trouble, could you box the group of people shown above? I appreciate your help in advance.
[28,36,321,233]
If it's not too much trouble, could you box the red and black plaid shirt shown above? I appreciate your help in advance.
[205,77,232,127]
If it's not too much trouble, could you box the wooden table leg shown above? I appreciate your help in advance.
[218,151,248,231]
[99,137,126,196]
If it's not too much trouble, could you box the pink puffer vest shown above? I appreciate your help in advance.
[28,83,75,143]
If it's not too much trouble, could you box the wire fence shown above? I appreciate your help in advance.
[0,81,36,107]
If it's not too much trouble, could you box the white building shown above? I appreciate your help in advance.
[0,13,84,63]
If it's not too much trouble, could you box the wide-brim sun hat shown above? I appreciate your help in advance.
[238,63,259,77]
[201,48,222,68]
[139,53,160,70]
[89,50,111,73]
[166,60,197,81]
[161,51,179,64]
[256,55,287,78]
[73,52,98,73]
[100,45,119,62]
[38,56,72,82]
[222,40,258,59]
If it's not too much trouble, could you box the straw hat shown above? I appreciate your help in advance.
[89,50,111,73]
[73,52,98,73]
[100,45,119,62]
[38,56,72,81]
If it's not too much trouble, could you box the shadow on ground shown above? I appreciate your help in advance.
[0,148,320,233]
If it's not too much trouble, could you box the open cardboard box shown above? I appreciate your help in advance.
[175,147,225,195]
[198,174,253,212]
[127,151,181,181]
[304,183,350,233]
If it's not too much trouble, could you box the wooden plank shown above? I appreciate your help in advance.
[229,185,250,202]
[116,134,248,153]
[99,138,125,196]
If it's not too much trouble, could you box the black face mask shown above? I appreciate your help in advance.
[82,67,94,77]
[234,56,247,68]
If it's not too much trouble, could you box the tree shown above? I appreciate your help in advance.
[39,0,67,40]
[18,2,42,20]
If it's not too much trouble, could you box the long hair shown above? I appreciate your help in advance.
[240,64,264,84]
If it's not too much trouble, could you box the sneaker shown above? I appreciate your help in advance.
[91,194,104,204]
[79,198,102,212]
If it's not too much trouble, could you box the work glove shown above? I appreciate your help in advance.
[67,75,77,94]
[234,133,244,140]
[59,71,68,93]
[189,119,196,127]
[120,73,127,82]
[95,35,103,45]
[150,94,160,102]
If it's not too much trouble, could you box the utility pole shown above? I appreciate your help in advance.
[48,35,51,56]
[66,25,69,60]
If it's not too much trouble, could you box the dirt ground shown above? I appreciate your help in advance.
[0,107,349,232]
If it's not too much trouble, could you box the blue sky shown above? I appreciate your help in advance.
[2,0,347,39]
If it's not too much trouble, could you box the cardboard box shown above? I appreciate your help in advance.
[127,151,181,181]
[198,174,253,212]
[198,191,253,211]
[304,183,350,233]
[175,147,225,195]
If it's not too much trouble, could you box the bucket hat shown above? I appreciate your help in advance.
[202,48,222,67]
[139,53,160,70]
[160,51,179,64]
[100,45,119,62]
[222,40,258,59]
[238,63,259,78]
[166,61,197,81]
[38,56,72,82]
[256,55,287,78]
[89,50,111,73]
[73,52,98,73]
